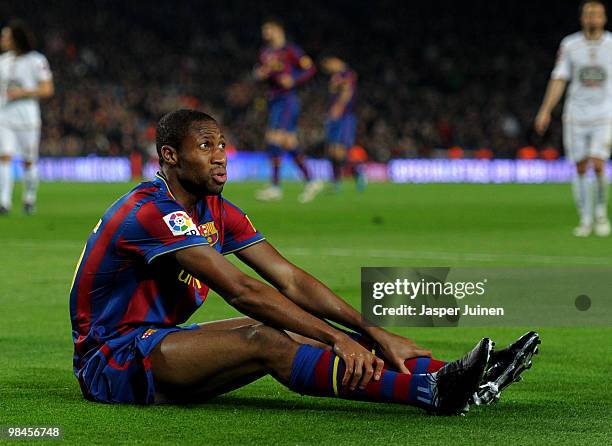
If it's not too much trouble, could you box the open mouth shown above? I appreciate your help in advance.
[212,172,227,184]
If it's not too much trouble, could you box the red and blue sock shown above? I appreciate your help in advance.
[289,149,311,181]
[269,154,281,186]
[289,344,436,410]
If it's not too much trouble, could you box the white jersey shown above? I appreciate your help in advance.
[552,31,612,124]
[0,50,52,129]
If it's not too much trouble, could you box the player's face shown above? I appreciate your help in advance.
[322,57,342,74]
[262,23,283,45]
[177,120,227,196]
[581,3,607,31]
[0,27,14,52]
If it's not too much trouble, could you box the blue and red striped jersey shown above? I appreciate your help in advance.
[69,173,265,370]
[259,43,316,99]
[329,69,357,115]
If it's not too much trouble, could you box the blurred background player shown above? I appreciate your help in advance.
[0,19,54,215]
[253,18,323,203]
[535,0,611,237]
[321,55,364,192]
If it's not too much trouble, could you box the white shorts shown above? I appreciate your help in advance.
[0,125,41,161]
[563,120,612,162]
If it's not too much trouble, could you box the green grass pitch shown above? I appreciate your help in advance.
[0,181,610,445]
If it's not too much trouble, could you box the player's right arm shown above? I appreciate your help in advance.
[253,50,272,81]
[253,64,271,81]
[535,38,571,135]
[174,245,384,387]
[535,79,567,135]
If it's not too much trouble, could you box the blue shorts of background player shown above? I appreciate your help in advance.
[325,114,356,150]
[75,324,199,404]
[268,93,300,136]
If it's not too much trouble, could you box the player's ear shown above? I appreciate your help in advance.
[160,145,179,166]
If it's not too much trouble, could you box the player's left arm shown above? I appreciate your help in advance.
[288,45,316,86]
[236,241,431,372]
[253,51,272,81]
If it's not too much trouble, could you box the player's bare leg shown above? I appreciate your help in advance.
[0,154,13,214]
[196,316,331,350]
[150,323,299,403]
[22,159,38,215]
[591,156,610,236]
[572,159,594,237]
[186,318,496,413]
[151,320,492,414]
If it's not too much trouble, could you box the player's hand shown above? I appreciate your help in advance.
[278,74,294,89]
[7,88,28,101]
[333,334,384,391]
[254,66,271,80]
[374,330,431,374]
[534,110,551,136]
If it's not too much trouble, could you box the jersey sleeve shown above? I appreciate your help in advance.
[118,198,209,263]
[220,198,265,255]
[348,71,357,91]
[551,38,571,80]
[33,53,53,82]
[341,71,356,95]
[288,44,316,86]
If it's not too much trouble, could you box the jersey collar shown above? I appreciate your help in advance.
[155,171,177,200]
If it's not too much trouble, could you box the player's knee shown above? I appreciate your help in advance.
[266,131,282,145]
[240,324,294,360]
[591,158,605,174]
[576,160,589,175]
[242,324,286,346]
[282,133,298,149]
[330,146,346,161]
[0,154,11,162]
[24,160,33,169]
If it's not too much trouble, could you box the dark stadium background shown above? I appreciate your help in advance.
[0,0,589,162]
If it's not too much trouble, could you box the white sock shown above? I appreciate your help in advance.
[594,172,609,220]
[0,161,13,209]
[572,174,594,226]
[23,163,39,205]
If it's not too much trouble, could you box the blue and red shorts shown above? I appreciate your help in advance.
[325,114,356,149]
[74,324,199,404]
[268,93,300,132]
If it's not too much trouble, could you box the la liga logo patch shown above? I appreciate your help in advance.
[163,211,199,236]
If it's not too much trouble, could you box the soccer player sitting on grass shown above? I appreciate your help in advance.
[69,109,539,414]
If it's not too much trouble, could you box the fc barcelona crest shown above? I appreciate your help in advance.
[199,221,219,246]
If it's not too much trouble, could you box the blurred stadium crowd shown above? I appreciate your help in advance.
[1,0,580,160]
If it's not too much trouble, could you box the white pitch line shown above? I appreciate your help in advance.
[4,239,84,249]
[4,239,611,265]
[281,247,612,265]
